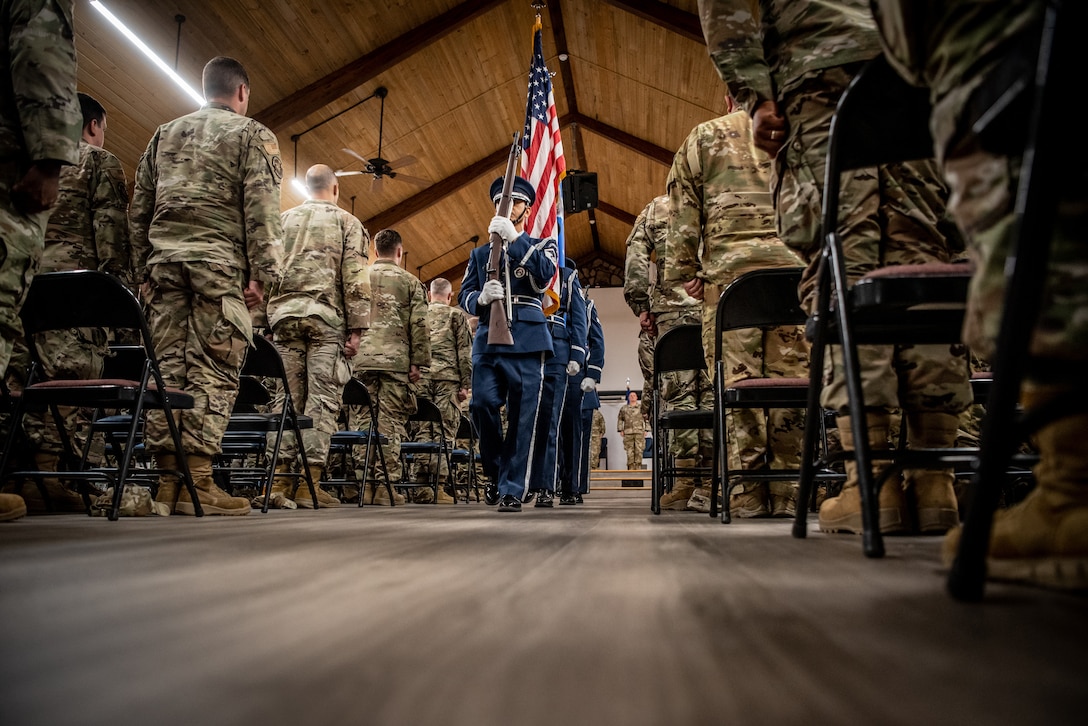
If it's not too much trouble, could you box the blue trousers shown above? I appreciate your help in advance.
[470,353,546,498]
[558,380,584,494]
[529,359,567,492]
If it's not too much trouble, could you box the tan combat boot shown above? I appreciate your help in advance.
[22,453,86,514]
[728,481,769,517]
[154,452,180,514]
[294,466,341,509]
[819,412,908,534]
[905,411,960,534]
[252,462,297,509]
[0,493,27,522]
[369,483,405,506]
[434,478,456,505]
[769,480,799,518]
[943,390,1088,590]
[658,458,696,510]
[175,453,251,516]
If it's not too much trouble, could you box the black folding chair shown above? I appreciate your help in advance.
[793,56,979,557]
[225,335,318,513]
[398,397,454,504]
[650,324,714,515]
[449,414,479,502]
[325,378,394,507]
[0,271,201,520]
[710,268,843,522]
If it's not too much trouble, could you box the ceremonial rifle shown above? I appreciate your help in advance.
[486,131,522,346]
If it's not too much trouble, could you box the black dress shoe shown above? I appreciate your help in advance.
[558,493,577,505]
[484,481,500,506]
[535,490,554,508]
[497,494,522,512]
[575,494,584,504]
[522,489,537,504]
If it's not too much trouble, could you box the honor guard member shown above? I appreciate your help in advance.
[530,259,587,507]
[458,175,558,513]
[0,0,81,523]
[130,56,284,516]
[562,293,605,503]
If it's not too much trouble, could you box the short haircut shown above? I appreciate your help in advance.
[305,165,337,192]
[202,56,249,100]
[430,278,452,297]
[374,229,402,257]
[78,93,106,128]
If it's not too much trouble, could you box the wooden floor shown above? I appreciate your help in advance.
[1,489,1085,726]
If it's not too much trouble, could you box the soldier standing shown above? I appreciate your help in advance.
[458,175,557,513]
[130,56,283,516]
[13,92,130,513]
[415,277,472,504]
[588,408,606,470]
[624,194,709,512]
[0,0,81,523]
[665,105,809,517]
[259,163,370,509]
[698,0,972,534]
[617,391,647,471]
[355,229,430,505]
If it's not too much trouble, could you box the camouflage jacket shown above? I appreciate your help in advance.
[267,199,371,333]
[129,102,283,286]
[617,404,647,436]
[697,0,881,114]
[356,259,430,374]
[0,0,80,188]
[42,141,133,286]
[423,301,472,387]
[665,112,801,288]
[623,194,699,316]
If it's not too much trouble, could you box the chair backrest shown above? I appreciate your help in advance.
[653,324,706,379]
[342,378,373,408]
[408,397,444,425]
[20,270,147,336]
[242,335,288,379]
[455,415,474,440]
[714,268,806,361]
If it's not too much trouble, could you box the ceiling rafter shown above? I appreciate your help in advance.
[568,112,675,166]
[253,0,507,132]
[601,0,705,44]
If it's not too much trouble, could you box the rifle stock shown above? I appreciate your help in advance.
[486,131,522,346]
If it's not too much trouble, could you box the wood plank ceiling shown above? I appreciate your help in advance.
[74,0,728,288]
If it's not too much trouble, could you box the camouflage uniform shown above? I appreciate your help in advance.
[130,102,283,456]
[23,140,132,460]
[623,195,707,467]
[588,407,605,469]
[0,0,80,374]
[664,111,809,479]
[267,199,371,472]
[354,259,430,485]
[417,300,472,481]
[697,0,972,418]
[617,403,647,470]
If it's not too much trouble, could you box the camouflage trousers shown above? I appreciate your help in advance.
[23,327,108,461]
[623,433,645,470]
[774,66,971,415]
[144,262,250,455]
[0,188,48,374]
[637,328,653,415]
[588,429,603,469]
[654,308,708,462]
[271,316,352,471]
[352,370,416,483]
[701,284,810,472]
[414,377,462,480]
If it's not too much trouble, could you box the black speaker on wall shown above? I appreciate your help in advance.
[562,170,598,215]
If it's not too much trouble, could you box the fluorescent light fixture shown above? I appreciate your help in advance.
[90,1,205,107]
[291,178,309,198]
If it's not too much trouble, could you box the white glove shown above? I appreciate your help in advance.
[477,279,505,307]
[566,360,581,377]
[580,377,597,393]
[488,215,518,243]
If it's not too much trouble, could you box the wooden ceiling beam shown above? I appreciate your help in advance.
[596,200,637,227]
[601,0,705,45]
[569,112,675,166]
[254,0,506,132]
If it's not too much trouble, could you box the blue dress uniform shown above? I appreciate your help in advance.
[529,261,588,503]
[576,297,605,497]
[459,217,558,503]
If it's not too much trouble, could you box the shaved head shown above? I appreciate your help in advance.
[306,164,337,192]
[430,278,452,298]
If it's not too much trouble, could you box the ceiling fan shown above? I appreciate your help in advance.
[335,86,429,193]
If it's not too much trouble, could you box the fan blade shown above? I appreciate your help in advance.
[383,154,417,169]
[341,148,372,165]
[371,174,384,195]
[334,170,365,177]
[389,172,430,187]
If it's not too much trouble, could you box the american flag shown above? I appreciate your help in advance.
[521,17,564,313]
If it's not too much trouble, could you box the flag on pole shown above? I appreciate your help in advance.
[522,16,565,315]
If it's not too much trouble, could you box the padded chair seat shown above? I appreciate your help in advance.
[227,412,313,432]
[24,378,193,408]
[723,377,811,406]
[658,409,714,429]
[330,430,387,447]
[850,262,973,310]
